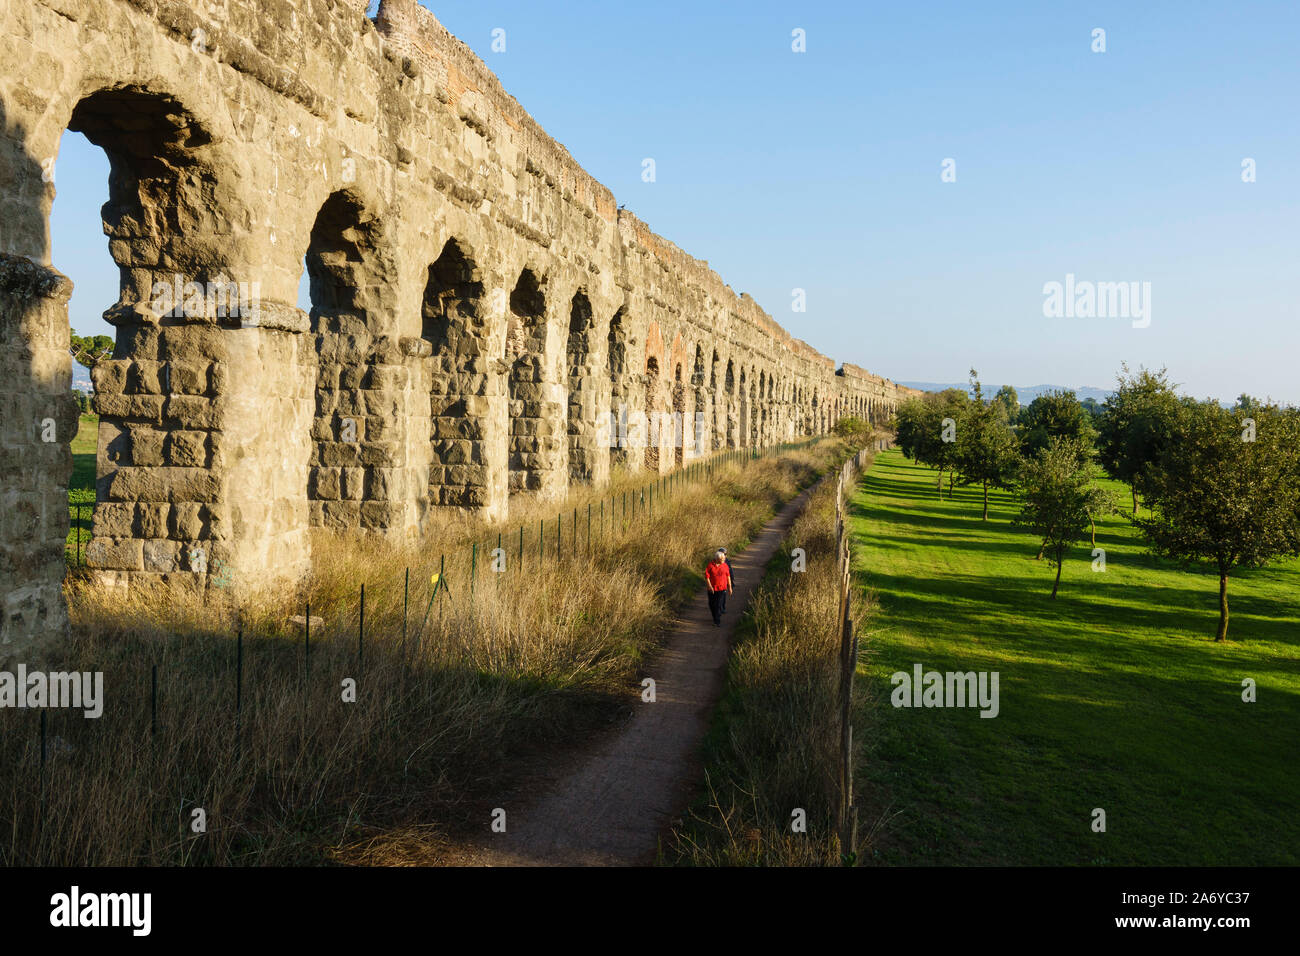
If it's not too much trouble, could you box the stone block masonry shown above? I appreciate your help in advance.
[0,0,919,661]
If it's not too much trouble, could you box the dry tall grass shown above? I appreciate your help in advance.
[667,451,875,866]
[2,442,844,866]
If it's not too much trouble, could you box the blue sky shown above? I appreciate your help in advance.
[52,0,1300,403]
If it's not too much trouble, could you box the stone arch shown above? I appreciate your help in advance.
[738,366,749,448]
[65,85,292,598]
[505,267,559,498]
[671,359,687,467]
[304,189,399,534]
[567,289,605,483]
[420,237,483,350]
[607,306,631,470]
[421,236,501,516]
[759,369,769,444]
[644,354,662,472]
[724,358,737,449]
[691,345,707,459]
[642,321,668,471]
[305,191,385,320]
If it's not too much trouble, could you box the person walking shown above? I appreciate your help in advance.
[705,549,732,627]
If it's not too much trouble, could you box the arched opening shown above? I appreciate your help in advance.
[421,237,489,512]
[566,290,600,482]
[49,109,113,605]
[506,268,549,496]
[708,350,720,453]
[691,345,707,459]
[672,361,686,467]
[304,190,386,532]
[61,87,257,593]
[738,369,748,452]
[724,360,737,449]
[607,306,629,470]
[644,355,661,472]
[422,238,482,350]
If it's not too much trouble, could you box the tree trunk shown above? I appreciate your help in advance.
[947,471,953,499]
[1089,512,1096,548]
[1036,542,1045,560]
[1051,556,1062,598]
[982,481,988,520]
[1216,572,1230,642]
[1131,488,1138,516]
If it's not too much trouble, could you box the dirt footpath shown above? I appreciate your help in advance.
[463,485,814,866]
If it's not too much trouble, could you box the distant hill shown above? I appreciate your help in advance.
[898,382,1113,404]
[71,363,92,391]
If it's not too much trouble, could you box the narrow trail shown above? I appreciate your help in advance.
[463,484,816,867]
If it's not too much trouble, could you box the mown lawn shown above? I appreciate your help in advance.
[850,449,1299,865]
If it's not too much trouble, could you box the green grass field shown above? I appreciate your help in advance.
[66,412,97,561]
[850,449,1299,865]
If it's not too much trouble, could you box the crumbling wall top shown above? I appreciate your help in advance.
[376,0,618,220]
[376,0,855,380]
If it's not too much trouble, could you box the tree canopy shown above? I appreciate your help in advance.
[69,332,114,371]
[1011,437,1115,599]
[895,387,968,496]
[1096,365,1182,514]
[1018,389,1096,460]
[1134,400,1300,641]
[956,371,1021,519]
[991,385,1019,423]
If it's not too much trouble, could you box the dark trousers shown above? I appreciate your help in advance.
[708,590,725,625]
[720,590,728,613]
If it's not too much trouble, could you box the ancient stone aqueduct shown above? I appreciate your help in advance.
[0,0,917,658]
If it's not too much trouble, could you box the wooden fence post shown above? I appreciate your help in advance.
[836,446,870,860]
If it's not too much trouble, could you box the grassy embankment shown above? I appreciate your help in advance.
[669,447,876,866]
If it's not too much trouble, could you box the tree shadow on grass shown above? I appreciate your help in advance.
[854,655,1300,865]
[857,563,1300,657]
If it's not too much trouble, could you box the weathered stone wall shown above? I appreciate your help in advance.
[0,0,918,661]
[0,254,80,658]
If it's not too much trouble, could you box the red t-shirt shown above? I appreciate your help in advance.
[705,560,731,591]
